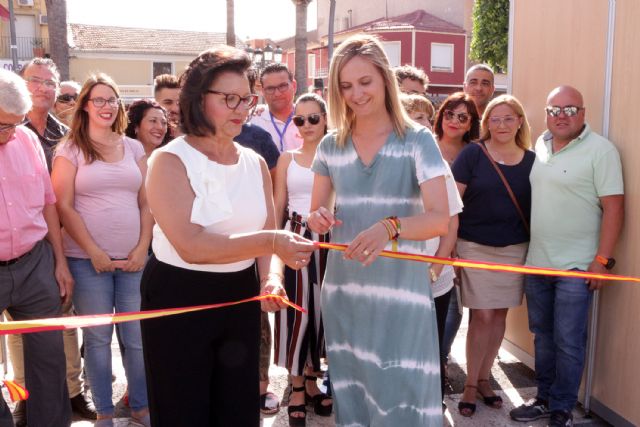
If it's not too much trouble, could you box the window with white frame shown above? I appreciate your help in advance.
[381,41,401,67]
[430,43,454,72]
[308,53,316,78]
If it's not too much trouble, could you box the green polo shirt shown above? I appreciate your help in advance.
[526,124,623,270]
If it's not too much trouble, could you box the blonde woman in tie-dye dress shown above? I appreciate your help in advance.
[307,34,450,426]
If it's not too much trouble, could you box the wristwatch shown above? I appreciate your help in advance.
[595,255,616,270]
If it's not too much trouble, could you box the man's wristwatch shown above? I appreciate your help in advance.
[596,255,616,270]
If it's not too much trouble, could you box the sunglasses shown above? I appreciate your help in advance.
[545,105,584,117]
[57,93,78,103]
[443,110,470,124]
[292,113,323,127]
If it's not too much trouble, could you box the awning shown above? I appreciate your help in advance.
[0,5,10,21]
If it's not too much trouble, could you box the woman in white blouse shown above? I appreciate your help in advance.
[140,46,316,427]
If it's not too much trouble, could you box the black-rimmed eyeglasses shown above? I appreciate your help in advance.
[262,82,290,96]
[88,97,121,108]
[206,90,259,110]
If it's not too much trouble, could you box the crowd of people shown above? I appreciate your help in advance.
[0,31,624,427]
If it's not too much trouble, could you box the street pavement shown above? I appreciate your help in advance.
[2,311,610,426]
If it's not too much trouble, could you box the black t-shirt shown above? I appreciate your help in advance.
[235,123,280,170]
[452,142,535,247]
[25,113,68,172]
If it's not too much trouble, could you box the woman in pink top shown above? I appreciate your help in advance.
[51,73,151,427]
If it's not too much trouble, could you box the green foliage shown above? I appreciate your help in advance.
[470,0,509,73]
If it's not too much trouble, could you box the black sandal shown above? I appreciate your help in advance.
[304,375,333,417]
[477,379,503,408]
[458,384,477,417]
[288,385,306,427]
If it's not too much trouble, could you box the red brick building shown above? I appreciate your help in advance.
[279,9,467,96]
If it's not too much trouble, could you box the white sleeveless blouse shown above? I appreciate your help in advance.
[150,137,267,272]
[286,153,313,218]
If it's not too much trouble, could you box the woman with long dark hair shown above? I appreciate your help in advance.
[52,73,151,427]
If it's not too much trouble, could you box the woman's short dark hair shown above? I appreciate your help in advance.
[433,92,480,143]
[125,99,170,145]
[179,45,252,137]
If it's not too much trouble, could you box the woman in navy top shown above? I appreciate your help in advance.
[452,95,535,417]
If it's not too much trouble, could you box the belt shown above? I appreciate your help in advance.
[0,250,33,266]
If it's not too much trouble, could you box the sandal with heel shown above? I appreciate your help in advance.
[477,379,503,408]
[304,375,333,416]
[458,384,477,417]
[288,385,307,427]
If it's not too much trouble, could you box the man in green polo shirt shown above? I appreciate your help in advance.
[510,86,624,427]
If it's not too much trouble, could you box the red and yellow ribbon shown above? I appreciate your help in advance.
[3,380,28,401]
[318,242,640,284]
[2,244,637,401]
[0,295,302,336]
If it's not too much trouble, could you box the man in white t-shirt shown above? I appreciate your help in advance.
[250,63,303,152]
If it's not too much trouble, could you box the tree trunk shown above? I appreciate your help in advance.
[328,0,336,62]
[226,0,236,47]
[293,0,312,97]
[44,0,69,80]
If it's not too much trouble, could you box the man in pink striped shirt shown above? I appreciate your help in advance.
[0,69,72,426]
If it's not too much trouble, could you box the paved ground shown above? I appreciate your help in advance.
[2,311,610,426]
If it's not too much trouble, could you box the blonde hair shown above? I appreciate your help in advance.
[67,73,128,163]
[480,94,531,150]
[400,94,435,119]
[327,34,413,147]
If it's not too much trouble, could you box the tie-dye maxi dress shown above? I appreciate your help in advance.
[311,127,447,426]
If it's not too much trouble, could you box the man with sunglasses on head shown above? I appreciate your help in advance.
[53,80,81,127]
[12,58,98,424]
[250,63,303,153]
[510,86,624,427]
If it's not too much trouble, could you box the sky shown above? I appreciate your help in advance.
[67,0,318,42]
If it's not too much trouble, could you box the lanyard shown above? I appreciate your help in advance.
[269,111,293,152]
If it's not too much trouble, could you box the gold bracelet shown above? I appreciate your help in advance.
[429,268,439,283]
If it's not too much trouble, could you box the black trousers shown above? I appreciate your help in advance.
[434,288,453,399]
[140,256,260,427]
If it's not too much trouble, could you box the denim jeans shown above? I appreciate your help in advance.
[524,273,592,412]
[442,286,463,362]
[68,258,148,415]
